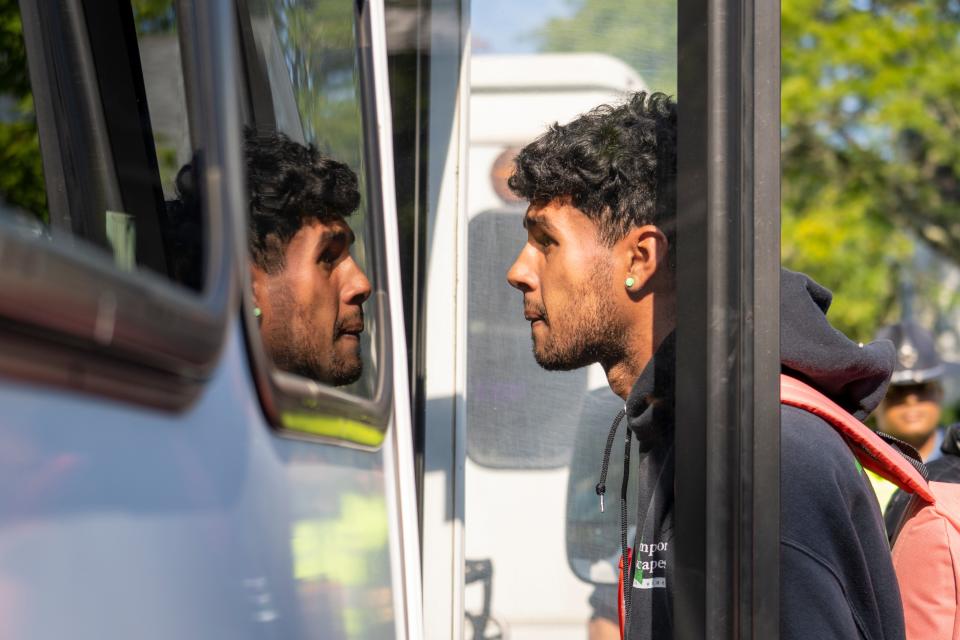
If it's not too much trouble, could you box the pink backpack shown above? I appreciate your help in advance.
[782,374,960,639]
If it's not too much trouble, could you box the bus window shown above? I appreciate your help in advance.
[130,4,195,205]
[0,1,234,403]
[5,0,205,290]
[130,0,204,290]
[235,0,396,442]
[231,1,422,635]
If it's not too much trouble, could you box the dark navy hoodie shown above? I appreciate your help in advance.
[617,269,903,640]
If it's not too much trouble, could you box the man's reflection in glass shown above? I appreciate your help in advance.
[506,92,677,640]
[163,131,370,385]
[245,130,372,386]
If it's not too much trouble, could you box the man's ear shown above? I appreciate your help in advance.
[624,225,669,290]
[250,264,268,311]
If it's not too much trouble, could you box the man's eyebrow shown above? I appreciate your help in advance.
[318,227,356,246]
[522,213,555,233]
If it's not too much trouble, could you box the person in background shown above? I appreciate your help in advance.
[875,321,946,461]
[877,323,960,536]
[867,322,947,511]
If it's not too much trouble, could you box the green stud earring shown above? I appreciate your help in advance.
[625,276,636,288]
[253,306,262,318]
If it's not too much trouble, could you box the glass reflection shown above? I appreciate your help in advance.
[240,0,380,396]
[504,92,677,640]
[246,130,371,387]
[464,21,677,635]
[163,129,372,387]
[0,0,203,288]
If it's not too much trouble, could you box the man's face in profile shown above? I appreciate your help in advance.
[254,216,371,386]
[507,198,625,371]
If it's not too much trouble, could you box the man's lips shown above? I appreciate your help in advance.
[524,310,546,324]
[523,298,547,324]
[337,318,364,338]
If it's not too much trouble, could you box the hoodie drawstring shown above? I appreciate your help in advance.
[620,418,634,634]
[597,407,634,637]
[596,409,625,513]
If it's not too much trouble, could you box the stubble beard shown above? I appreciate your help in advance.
[263,287,363,386]
[532,263,626,372]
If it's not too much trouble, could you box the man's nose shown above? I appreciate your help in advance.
[507,246,537,293]
[342,258,372,305]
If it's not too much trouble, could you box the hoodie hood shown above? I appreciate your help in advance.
[625,332,676,451]
[602,269,895,639]
[781,268,895,420]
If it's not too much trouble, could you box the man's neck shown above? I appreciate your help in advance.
[605,358,646,400]
[604,313,675,400]
[911,430,941,461]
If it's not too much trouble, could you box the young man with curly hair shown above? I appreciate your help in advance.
[244,130,371,386]
[506,92,904,640]
[167,130,371,385]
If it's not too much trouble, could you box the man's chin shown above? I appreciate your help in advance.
[532,345,592,372]
[316,349,361,385]
[337,361,363,386]
[310,363,363,387]
[289,353,363,387]
[330,343,364,386]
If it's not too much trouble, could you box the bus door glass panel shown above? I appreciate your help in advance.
[234,1,399,638]
[465,4,677,638]
[6,0,203,291]
[238,0,383,401]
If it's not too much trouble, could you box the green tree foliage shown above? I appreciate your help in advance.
[782,0,960,339]
[0,0,47,222]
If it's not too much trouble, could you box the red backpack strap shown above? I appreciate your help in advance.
[780,374,935,504]
[617,547,633,639]
[618,550,627,639]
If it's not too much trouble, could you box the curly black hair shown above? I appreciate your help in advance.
[245,128,361,273]
[508,91,676,248]
[162,130,361,285]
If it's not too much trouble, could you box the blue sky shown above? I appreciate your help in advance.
[471,0,576,54]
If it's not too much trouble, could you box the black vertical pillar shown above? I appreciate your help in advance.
[673,0,780,638]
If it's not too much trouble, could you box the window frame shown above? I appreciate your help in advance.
[0,0,239,409]
[673,0,781,637]
[235,0,400,450]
